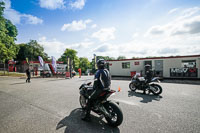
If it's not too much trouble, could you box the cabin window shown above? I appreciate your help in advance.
[122,62,130,69]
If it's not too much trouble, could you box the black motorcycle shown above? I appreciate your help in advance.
[79,82,123,127]
[129,75,162,95]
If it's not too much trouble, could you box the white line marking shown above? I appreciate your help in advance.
[112,99,140,106]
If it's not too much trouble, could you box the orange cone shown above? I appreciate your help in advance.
[118,86,121,92]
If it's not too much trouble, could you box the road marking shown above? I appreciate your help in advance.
[112,99,140,106]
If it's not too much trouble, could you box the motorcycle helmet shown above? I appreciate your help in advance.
[97,59,106,69]
[144,64,151,68]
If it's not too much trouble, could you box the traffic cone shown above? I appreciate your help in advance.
[118,86,121,92]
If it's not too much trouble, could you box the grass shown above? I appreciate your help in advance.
[0,71,26,77]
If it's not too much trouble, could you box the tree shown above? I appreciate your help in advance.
[0,2,19,74]
[58,48,78,69]
[15,40,49,62]
[5,20,17,38]
[117,56,126,60]
[79,57,90,73]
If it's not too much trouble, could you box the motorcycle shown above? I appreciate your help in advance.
[79,82,123,127]
[129,75,162,95]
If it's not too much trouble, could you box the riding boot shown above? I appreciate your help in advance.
[81,110,91,121]
[143,89,146,94]
[81,99,91,121]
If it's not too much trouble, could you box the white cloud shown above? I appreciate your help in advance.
[38,36,66,59]
[39,0,65,10]
[91,24,97,29]
[2,0,43,25]
[94,44,110,52]
[70,0,86,10]
[147,7,200,36]
[22,14,43,24]
[92,27,116,42]
[168,8,179,14]
[95,34,200,59]
[61,19,92,31]
[38,36,94,59]
[181,7,200,18]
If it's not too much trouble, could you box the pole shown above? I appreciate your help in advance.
[94,54,97,70]
[69,58,72,78]
[3,61,5,75]
[43,62,45,78]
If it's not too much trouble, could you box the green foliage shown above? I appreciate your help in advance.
[58,48,78,69]
[74,57,80,71]
[117,56,126,60]
[59,48,78,61]
[5,20,17,38]
[79,57,90,73]
[16,40,49,61]
[0,1,18,63]
[58,48,92,72]
[0,2,5,17]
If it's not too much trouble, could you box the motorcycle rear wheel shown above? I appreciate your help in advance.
[150,84,162,95]
[104,101,123,127]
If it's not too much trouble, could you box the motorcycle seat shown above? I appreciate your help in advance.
[138,77,145,81]
[85,86,94,90]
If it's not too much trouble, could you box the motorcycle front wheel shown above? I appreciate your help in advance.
[104,101,123,127]
[79,95,87,109]
[150,84,162,95]
[129,83,137,91]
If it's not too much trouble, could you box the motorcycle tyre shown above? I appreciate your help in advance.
[79,95,87,109]
[150,84,162,95]
[129,83,137,91]
[104,101,123,127]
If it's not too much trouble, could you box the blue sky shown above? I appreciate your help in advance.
[1,0,200,60]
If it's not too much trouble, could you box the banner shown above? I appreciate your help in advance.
[52,56,57,72]
[26,57,29,64]
[38,56,44,67]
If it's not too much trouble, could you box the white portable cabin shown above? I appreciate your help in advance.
[107,55,200,79]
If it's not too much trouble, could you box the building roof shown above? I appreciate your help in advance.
[107,54,200,62]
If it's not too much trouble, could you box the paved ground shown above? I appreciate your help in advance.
[0,76,200,133]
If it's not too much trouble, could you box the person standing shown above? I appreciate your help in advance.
[78,68,82,78]
[26,68,31,83]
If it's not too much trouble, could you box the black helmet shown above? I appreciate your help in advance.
[144,64,151,70]
[97,59,105,69]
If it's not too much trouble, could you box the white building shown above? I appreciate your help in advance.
[107,55,200,79]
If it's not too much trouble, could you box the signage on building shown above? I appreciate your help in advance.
[170,68,198,77]
[8,60,15,64]
[134,62,139,65]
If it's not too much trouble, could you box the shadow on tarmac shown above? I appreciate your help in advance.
[10,82,26,85]
[44,78,67,82]
[56,108,120,133]
[128,91,163,103]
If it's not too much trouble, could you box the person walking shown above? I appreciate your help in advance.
[26,68,31,83]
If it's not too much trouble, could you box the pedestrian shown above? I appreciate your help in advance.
[78,68,81,78]
[26,68,31,83]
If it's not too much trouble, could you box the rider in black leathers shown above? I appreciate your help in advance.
[81,59,111,121]
[143,64,153,94]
